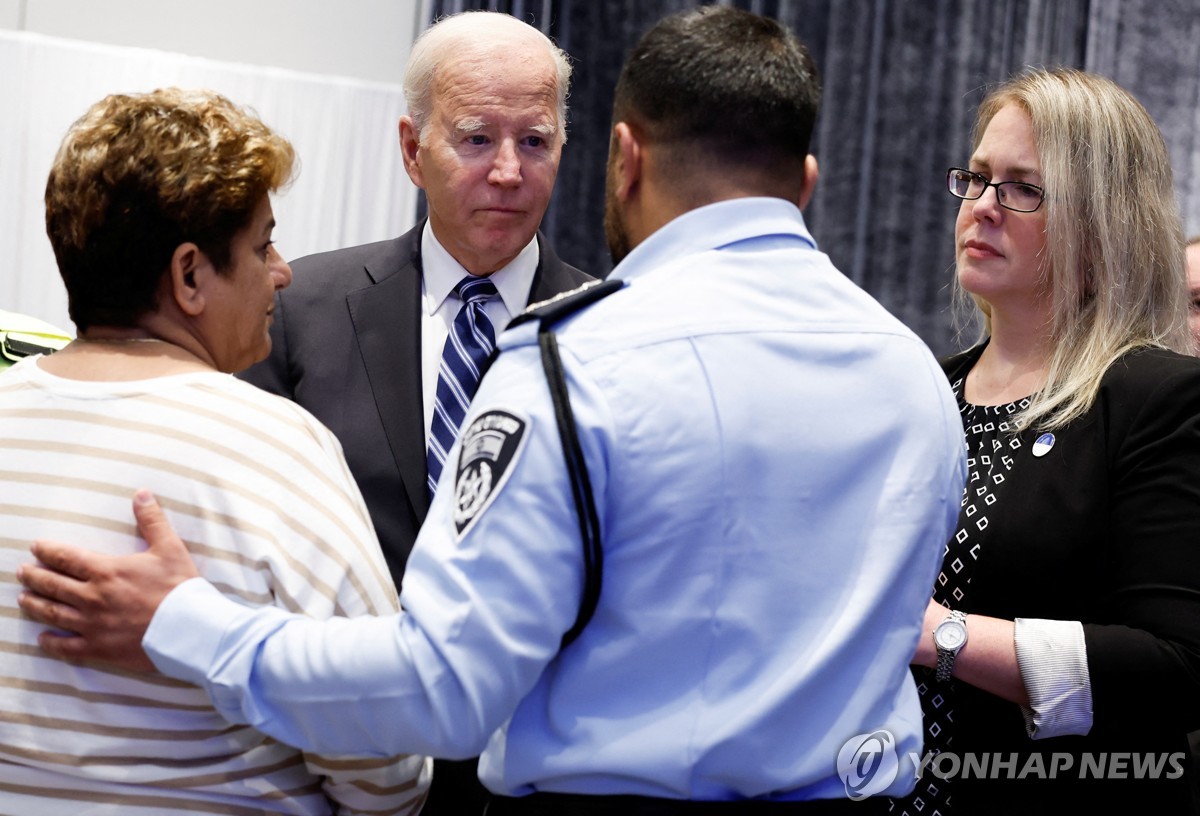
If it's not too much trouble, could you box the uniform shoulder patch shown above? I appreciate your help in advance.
[508,278,625,331]
[454,409,531,538]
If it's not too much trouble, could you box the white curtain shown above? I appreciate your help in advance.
[0,30,417,334]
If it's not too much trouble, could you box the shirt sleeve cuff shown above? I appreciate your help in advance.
[143,578,256,688]
[1014,617,1093,739]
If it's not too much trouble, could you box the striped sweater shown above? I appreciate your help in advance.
[0,356,429,815]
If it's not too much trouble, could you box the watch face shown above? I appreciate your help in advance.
[935,620,967,650]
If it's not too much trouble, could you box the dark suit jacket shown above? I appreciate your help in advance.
[240,223,591,585]
[936,343,1200,813]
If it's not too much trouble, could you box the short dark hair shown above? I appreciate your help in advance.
[45,88,295,331]
[613,6,820,181]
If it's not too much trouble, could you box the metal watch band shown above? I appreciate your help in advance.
[934,648,956,682]
[934,609,968,682]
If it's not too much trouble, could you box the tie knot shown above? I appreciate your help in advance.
[455,276,498,306]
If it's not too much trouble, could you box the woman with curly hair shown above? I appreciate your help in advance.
[0,88,429,815]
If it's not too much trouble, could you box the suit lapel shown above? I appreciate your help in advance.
[347,231,431,526]
[344,229,586,535]
[529,233,588,303]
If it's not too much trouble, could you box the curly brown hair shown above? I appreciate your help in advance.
[45,88,295,331]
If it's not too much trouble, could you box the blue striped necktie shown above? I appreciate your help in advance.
[427,275,499,497]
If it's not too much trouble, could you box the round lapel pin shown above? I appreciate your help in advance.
[1032,432,1055,458]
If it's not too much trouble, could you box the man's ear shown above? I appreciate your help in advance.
[797,154,819,211]
[399,116,425,189]
[612,121,642,202]
[169,243,208,317]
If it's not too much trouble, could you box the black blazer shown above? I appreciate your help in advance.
[240,223,591,585]
[938,343,1200,813]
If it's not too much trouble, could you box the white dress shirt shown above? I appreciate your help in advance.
[419,221,538,442]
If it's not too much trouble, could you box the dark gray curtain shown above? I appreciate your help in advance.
[429,0,1200,356]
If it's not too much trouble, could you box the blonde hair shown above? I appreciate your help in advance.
[45,88,295,331]
[959,68,1188,430]
[403,10,571,143]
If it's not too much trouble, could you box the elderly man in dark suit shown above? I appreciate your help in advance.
[242,11,589,586]
[240,12,590,814]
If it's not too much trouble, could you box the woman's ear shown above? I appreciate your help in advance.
[168,243,208,317]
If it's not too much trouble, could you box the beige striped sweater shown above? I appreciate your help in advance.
[0,356,429,815]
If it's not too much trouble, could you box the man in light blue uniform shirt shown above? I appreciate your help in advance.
[20,7,965,813]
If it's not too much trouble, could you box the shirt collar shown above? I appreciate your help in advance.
[609,197,816,284]
[421,221,540,315]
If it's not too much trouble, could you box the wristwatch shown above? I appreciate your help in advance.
[934,609,968,682]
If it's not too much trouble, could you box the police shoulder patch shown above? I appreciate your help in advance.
[507,278,625,331]
[453,408,530,538]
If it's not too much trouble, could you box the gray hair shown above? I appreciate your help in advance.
[403,11,572,143]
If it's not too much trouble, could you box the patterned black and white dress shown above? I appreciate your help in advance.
[892,377,1030,816]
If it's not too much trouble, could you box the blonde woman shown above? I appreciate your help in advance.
[901,68,1200,813]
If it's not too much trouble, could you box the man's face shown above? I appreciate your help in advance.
[402,43,562,276]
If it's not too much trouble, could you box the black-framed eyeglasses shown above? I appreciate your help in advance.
[947,168,1045,213]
